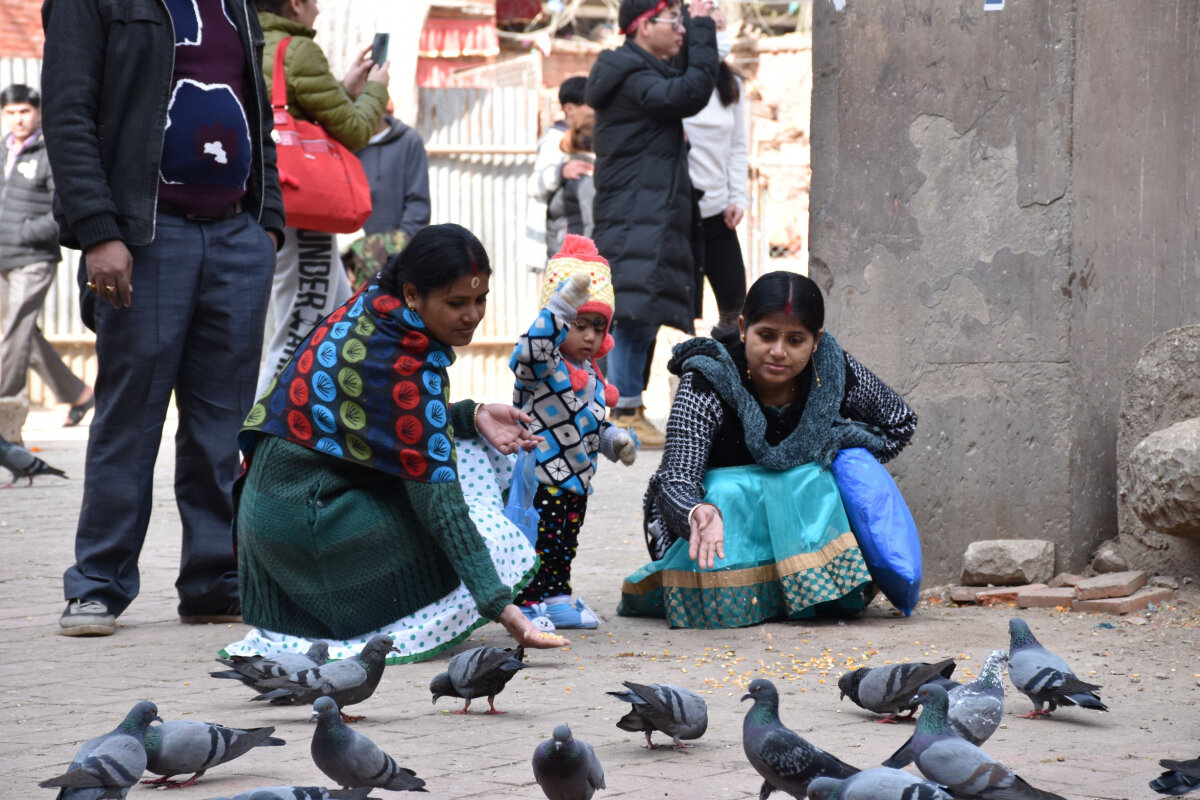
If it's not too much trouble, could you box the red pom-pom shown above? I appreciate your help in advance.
[568,365,589,392]
[604,384,619,407]
[558,234,601,259]
[596,332,615,358]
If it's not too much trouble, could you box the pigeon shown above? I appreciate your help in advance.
[741,678,859,799]
[212,643,331,692]
[141,720,284,787]
[429,645,526,714]
[531,723,606,800]
[883,649,1008,769]
[254,634,398,721]
[309,697,426,792]
[1150,755,1200,795]
[1007,617,1108,718]
[38,700,161,800]
[607,680,708,749]
[208,789,381,800]
[838,657,957,723]
[808,767,953,800]
[911,684,1067,800]
[0,432,67,487]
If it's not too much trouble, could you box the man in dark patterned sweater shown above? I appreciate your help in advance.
[42,0,284,636]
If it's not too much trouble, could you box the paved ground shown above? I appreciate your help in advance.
[3,407,1198,800]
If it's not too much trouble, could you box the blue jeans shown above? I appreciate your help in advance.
[607,319,659,410]
[64,212,275,617]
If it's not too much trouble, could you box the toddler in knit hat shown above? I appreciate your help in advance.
[509,234,637,630]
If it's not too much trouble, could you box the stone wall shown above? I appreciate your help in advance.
[810,1,1200,581]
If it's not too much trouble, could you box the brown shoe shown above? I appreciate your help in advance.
[613,406,665,449]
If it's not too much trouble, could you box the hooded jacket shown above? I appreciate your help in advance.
[355,116,431,238]
[0,131,60,269]
[585,17,717,332]
[258,12,388,152]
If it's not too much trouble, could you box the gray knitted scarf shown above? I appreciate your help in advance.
[667,334,887,469]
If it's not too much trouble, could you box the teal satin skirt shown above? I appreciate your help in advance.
[619,463,873,628]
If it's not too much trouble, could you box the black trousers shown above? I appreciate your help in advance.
[701,213,747,322]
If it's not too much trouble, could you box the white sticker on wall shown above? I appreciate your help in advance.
[984,0,1004,9]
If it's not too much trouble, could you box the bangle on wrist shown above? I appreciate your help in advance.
[688,502,722,526]
[473,403,482,431]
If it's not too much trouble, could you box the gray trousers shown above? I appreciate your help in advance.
[64,212,275,617]
[0,260,86,402]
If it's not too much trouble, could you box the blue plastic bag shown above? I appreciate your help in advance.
[831,448,922,616]
[503,449,541,547]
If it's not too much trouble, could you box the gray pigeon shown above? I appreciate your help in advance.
[808,768,953,800]
[38,700,161,800]
[838,657,957,723]
[255,634,399,721]
[607,681,708,749]
[1007,617,1107,718]
[141,720,284,787]
[309,696,426,792]
[0,432,66,487]
[883,649,1008,768]
[531,723,606,800]
[213,643,331,692]
[742,678,859,799]
[429,645,525,714]
[209,788,380,800]
[1150,755,1200,795]
[911,684,1067,800]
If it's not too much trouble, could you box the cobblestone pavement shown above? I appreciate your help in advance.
[3,408,1198,800]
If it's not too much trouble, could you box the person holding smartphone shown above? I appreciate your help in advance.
[253,0,391,397]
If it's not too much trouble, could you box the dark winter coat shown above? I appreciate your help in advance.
[40,0,285,251]
[355,116,431,238]
[0,132,60,269]
[585,17,717,332]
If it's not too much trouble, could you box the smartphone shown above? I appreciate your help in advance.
[371,33,389,66]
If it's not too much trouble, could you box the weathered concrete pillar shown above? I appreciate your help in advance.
[810,1,1200,581]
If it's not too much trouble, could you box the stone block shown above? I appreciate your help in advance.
[961,539,1056,586]
[1126,417,1200,540]
[0,396,29,445]
[1149,575,1179,590]
[1091,539,1129,573]
[949,586,985,604]
[1072,587,1174,614]
[1073,570,1148,600]
[1048,572,1087,588]
[978,583,1047,606]
[1017,587,1078,608]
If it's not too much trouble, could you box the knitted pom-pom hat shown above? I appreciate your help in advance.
[539,234,615,329]
[539,234,619,407]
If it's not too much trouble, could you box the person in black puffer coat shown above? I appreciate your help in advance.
[586,0,718,448]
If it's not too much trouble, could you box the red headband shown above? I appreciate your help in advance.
[621,0,670,35]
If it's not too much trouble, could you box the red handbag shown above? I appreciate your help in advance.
[270,36,372,233]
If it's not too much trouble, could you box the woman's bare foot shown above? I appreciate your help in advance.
[498,604,570,649]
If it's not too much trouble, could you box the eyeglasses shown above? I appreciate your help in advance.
[650,15,685,30]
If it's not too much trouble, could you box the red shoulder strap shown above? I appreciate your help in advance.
[271,36,291,110]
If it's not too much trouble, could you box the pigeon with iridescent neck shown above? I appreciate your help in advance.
[883,649,1007,769]
[911,684,1067,800]
[38,700,161,799]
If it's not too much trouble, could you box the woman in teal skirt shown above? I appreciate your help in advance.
[619,271,917,628]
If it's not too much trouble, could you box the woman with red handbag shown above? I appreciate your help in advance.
[254,0,390,397]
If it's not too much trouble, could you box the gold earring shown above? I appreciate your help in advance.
[813,362,821,387]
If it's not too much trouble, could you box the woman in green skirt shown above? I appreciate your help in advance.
[619,271,917,628]
[226,224,569,664]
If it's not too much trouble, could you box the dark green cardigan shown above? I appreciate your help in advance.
[237,400,513,640]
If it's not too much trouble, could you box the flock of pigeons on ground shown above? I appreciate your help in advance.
[33,606,1200,799]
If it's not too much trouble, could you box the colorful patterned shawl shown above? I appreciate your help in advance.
[241,285,459,482]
